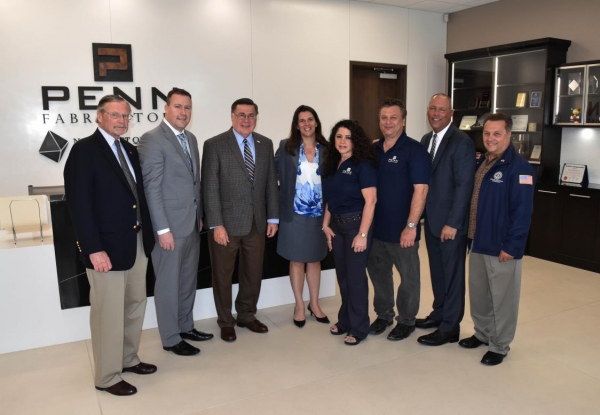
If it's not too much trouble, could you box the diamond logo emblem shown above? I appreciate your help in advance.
[39,131,69,163]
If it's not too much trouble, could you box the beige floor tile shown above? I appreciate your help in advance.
[97,313,335,415]
[337,344,600,415]
[515,300,600,380]
[189,376,384,415]
[0,341,100,415]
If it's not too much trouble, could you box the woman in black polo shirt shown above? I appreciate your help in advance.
[322,120,377,345]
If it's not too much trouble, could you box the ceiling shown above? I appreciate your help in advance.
[357,0,500,14]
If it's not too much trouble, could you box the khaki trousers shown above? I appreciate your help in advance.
[86,232,148,388]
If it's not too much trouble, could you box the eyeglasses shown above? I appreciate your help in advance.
[102,110,133,121]
[233,112,257,120]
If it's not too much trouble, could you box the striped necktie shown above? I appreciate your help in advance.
[429,133,438,164]
[177,133,193,172]
[243,138,255,181]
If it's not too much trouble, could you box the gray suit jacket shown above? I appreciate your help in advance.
[202,127,279,236]
[138,121,202,238]
[420,124,475,236]
[275,139,325,223]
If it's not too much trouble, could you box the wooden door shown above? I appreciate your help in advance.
[350,61,407,141]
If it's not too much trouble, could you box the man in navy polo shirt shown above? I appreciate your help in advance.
[367,98,431,341]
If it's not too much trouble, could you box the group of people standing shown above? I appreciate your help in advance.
[63,89,535,397]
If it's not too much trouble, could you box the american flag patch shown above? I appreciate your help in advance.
[519,175,533,185]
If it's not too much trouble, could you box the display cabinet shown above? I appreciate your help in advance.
[554,61,600,126]
[446,38,571,182]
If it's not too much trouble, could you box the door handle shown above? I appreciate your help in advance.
[537,190,557,194]
[569,194,591,199]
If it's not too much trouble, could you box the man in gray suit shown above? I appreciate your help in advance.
[202,98,279,342]
[138,88,213,357]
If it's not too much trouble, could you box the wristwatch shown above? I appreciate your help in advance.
[407,222,417,229]
[359,232,366,238]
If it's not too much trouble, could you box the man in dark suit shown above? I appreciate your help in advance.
[64,95,157,396]
[202,98,279,342]
[416,93,475,346]
[138,88,213,357]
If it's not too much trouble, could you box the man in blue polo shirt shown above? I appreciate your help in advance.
[367,98,431,341]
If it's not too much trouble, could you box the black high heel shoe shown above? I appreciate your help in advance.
[293,318,306,328]
[308,304,330,324]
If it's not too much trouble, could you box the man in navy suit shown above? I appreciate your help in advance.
[64,95,156,396]
[416,93,475,346]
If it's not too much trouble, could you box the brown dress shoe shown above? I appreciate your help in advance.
[237,319,268,333]
[123,362,157,375]
[221,327,237,342]
[95,380,137,396]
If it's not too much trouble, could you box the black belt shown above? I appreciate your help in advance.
[331,214,362,224]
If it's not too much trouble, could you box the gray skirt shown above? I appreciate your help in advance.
[277,213,328,263]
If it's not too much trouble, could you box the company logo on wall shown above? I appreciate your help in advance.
[40,42,170,158]
[39,131,69,163]
[92,43,133,82]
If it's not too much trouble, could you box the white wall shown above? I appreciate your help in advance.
[0,0,447,197]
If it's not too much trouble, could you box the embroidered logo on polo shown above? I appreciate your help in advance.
[388,156,398,163]
[342,167,352,175]
[491,171,503,183]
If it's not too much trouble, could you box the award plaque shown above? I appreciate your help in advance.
[515,92,527,108]
[479,92,491,108]
[530,91,542,107]
[468,95,480,109]
[530,145,542,161]
[560,163,588,185]
[528,122,537,132]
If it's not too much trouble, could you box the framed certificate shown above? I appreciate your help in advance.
[530,91,542,108]
[459,115,478,130]
[560,163,588,185]
[511,115,528,132]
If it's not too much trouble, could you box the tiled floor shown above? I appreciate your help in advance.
[2,244,600,415]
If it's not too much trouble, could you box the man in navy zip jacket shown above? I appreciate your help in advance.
[459,113,535,366]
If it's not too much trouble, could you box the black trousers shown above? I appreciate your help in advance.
[330,212,373,341]
[424,220,467,335]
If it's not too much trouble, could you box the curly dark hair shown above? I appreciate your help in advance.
[322,119,377,177]
[285,105,328,156]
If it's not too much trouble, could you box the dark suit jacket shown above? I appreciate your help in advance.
[63,129,155,270]
[138,121,202,238]
[420,124,475,236]
[202,128,279,236]
[275,139,325,223]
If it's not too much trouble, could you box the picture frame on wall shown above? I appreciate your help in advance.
[530,91,542,107]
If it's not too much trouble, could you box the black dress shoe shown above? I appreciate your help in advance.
[458,335,488,349]
[123,362,157,375]
[163,340,200,356]
[481,351,505,366]
[369,318,392,335]
[181,328,214,342]
[387,323,415,341]
[237,319,269,333]
[221,327,237,342]
[417,330,459,346]
[95,380,137,396]
[415,316,441,329]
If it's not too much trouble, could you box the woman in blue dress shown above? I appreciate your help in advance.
[276,105,330,328]
[321,120,377,345]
